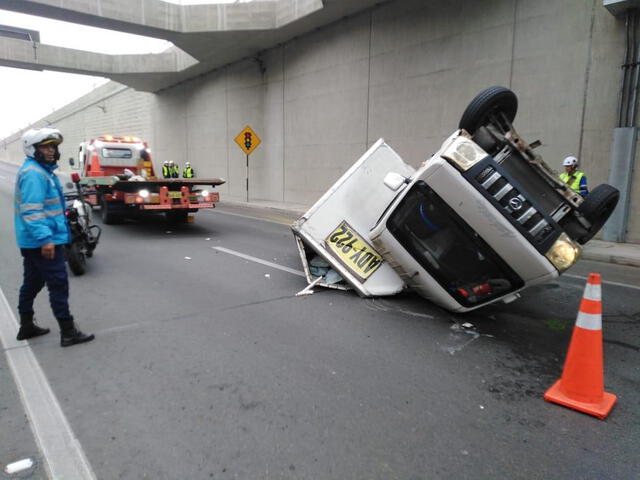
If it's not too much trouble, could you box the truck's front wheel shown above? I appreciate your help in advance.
[459,86,518,135]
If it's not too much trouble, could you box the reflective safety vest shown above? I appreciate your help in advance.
[560,170,588,196]
[171,165,179,178]
[162,165,170,177]
[14,157,70,248]
[183,167,194,178]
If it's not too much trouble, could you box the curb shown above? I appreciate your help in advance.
[581,251,640,268]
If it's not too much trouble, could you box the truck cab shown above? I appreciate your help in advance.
[78,135,154,179]
[292,87,619,312]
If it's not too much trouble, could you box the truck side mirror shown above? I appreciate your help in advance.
[383,172,408,191]
[69,157,75,166]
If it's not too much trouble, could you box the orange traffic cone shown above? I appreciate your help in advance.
[89,153,102,176]
[544,273,616,419]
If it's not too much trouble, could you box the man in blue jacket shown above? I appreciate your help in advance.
[15,127,94,347]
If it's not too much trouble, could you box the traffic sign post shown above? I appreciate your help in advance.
[234,126,262,202]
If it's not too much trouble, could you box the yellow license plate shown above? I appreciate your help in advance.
[168,191,182,198]
[325,220,383,281]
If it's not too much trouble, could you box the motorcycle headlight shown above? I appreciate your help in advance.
[138,189,150,199]
[545,233,581,272]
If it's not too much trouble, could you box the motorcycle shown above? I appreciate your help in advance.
[64,173,101,275]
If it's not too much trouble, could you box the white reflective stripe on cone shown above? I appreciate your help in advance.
[582,282,601,302]
[576,311,602,331]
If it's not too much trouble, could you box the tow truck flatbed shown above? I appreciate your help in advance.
[80,177,226,192]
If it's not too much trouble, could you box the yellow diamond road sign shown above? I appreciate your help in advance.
[234,126,261,155]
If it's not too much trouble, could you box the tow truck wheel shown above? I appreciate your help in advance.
[166,211,188,224]
[65,243,86,276]
[576,184,620,244]
[459,86,518,134]
[100,196,121,225]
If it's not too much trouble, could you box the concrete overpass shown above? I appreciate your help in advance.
[0,0,384,91]
[1,0,639,244]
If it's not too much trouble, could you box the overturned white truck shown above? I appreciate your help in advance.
[292,87,619,312]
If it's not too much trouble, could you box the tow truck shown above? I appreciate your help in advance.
[292,87,620,312]
[71,135,225,224]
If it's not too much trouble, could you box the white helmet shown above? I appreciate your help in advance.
[185,162,191,167]
[22,127,63,157]
[563,156,578,167]
[163,161,169,165]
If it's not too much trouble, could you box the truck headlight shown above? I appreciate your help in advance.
[138,189,150,199]
[200,190,209,197]
[441,134,488,171]
[545,233,581,272]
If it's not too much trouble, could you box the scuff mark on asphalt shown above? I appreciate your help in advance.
[219,295,293,312]
[364,298,434,319]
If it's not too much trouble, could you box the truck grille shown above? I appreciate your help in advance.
[474,165,554,244]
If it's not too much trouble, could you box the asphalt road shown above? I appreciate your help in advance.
[1,161,639,480]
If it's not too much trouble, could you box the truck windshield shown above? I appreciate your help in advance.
[102,148,133,159]
[387,181,523,307]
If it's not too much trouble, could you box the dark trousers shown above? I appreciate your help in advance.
[18,245,71,321]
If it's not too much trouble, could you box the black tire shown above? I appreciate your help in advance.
[165,211,189,224]
[66,243,86,276]
[576,184,620,244]
[459,86,518,134]
[100,196,120,225]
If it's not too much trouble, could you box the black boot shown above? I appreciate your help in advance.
[58,317,95,347]
[16,313,50,341]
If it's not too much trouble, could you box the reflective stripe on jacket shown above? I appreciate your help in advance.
[14,157,70,248]
[560,170,588,197]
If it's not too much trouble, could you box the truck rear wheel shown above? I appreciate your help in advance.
[100,196,121,225]
[576,184,620,244]
[166,211,188,224]
[459,86,518,134]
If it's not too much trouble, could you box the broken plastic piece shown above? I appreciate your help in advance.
[295,276,324,296]
[4,458,35,475]
[310,255,330,268]
[324,269,343,284]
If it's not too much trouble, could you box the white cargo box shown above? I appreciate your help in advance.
[291,139,415,297]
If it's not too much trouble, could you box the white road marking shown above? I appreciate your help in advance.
[205,208,295,225]
[213,246,305,277]
[0,288,97,480]
[0,174,7,180]
[563,274,640,291]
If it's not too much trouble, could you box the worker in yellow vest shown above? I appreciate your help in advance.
[560,156,588,197]
[169,161,179,178]
[162,161,171,178]
[182,162,195,178]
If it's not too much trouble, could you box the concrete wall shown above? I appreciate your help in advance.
[2,0,637,241]
[0,82,154,169]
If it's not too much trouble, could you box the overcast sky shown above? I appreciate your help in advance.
[0,1,251,139]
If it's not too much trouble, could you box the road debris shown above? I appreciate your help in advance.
[295,276,324,296]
